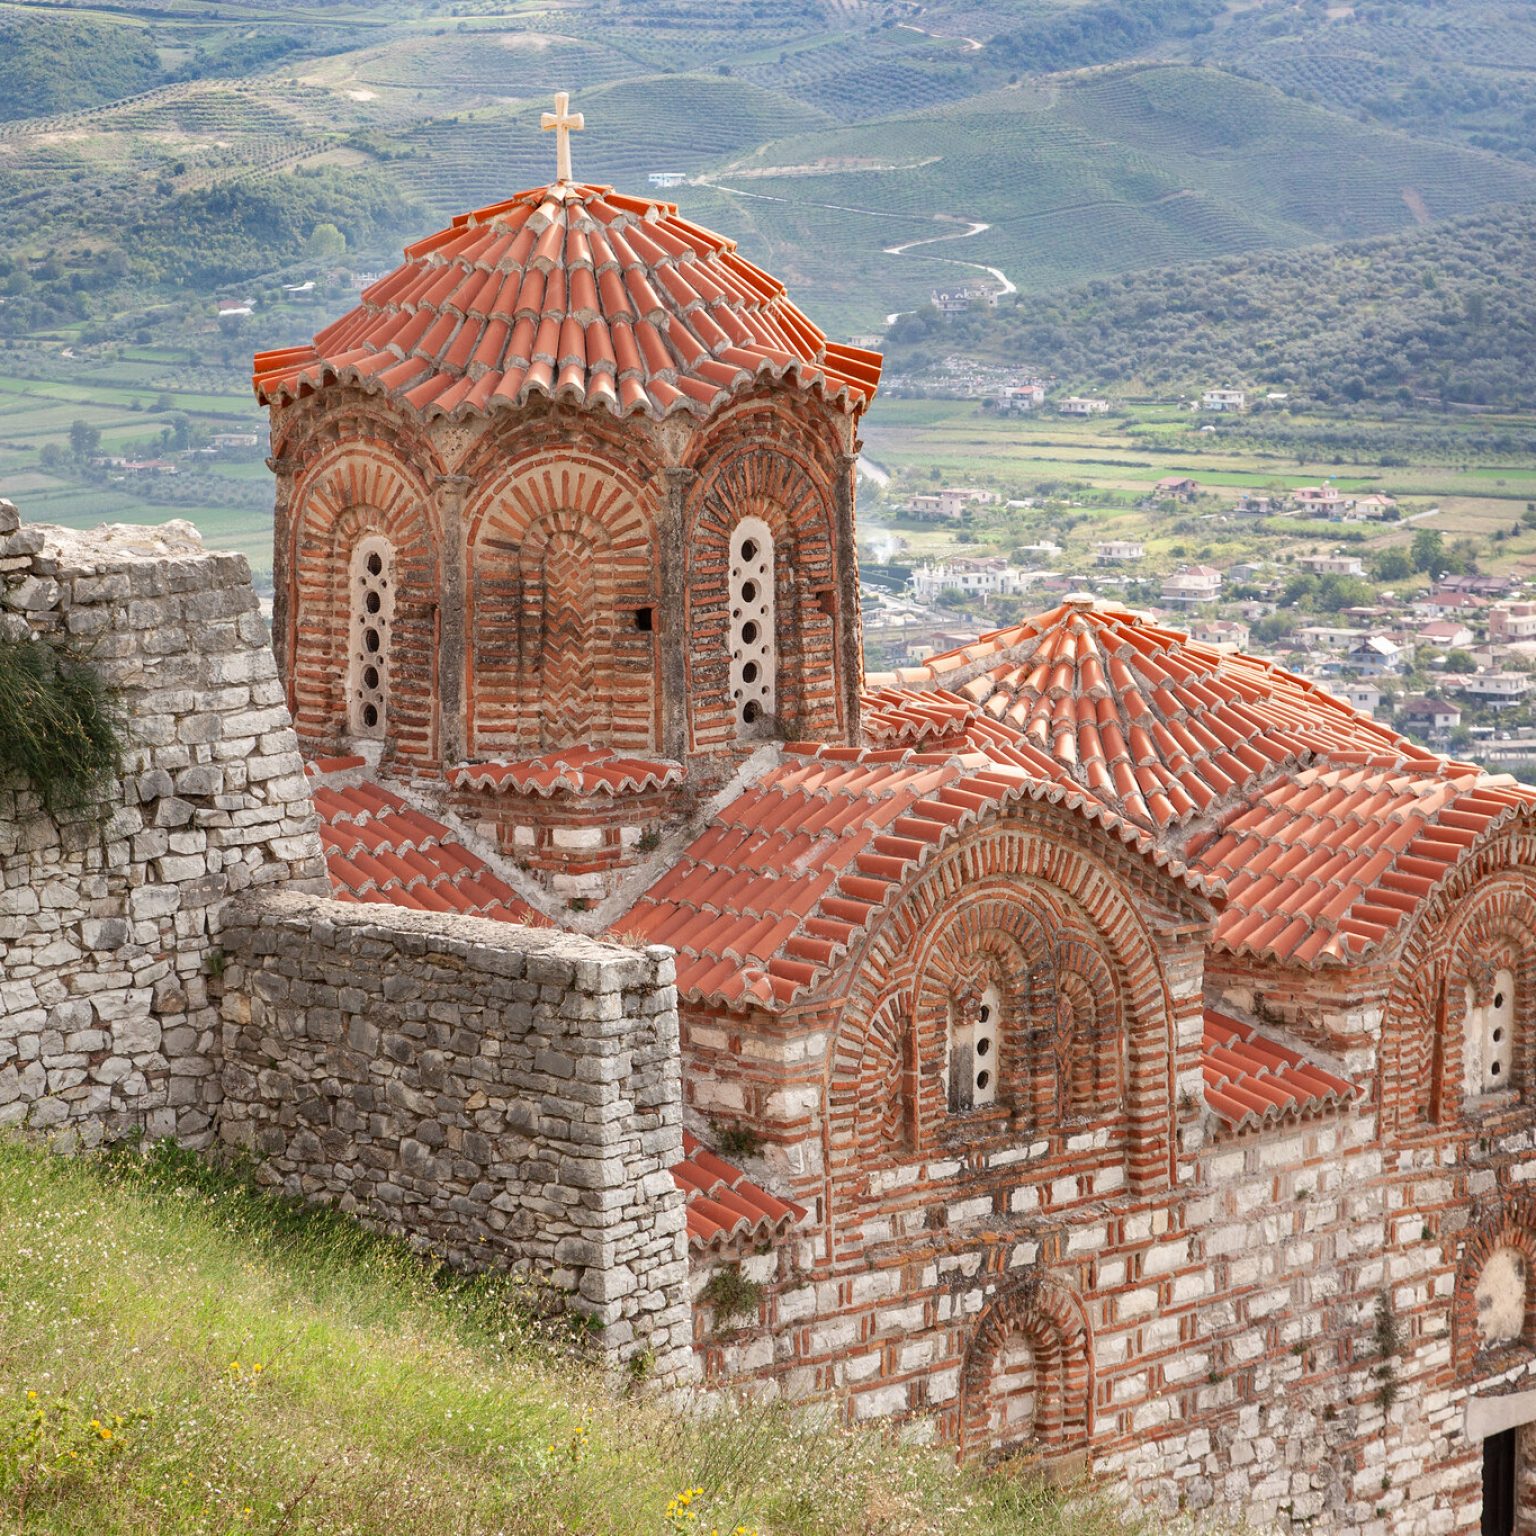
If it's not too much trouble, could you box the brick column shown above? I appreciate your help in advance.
[660,466,694,760]
[434,473,471,766]
[268,451,296,707]
[834,449,864,747]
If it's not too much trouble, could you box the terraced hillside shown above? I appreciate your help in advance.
[697,64,1536,330]
[1197,0,1536,164]
[3,0,1536,560]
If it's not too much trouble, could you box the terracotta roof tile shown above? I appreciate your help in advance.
[1203,1009,1359,1130]
[874,600,1536,968]
[1188,758,1536,966]
[611,741,1208,1010]
[671,1131,807,1251]
[875,599,1432,840]
[309,766,542,926]
[256,182,880,422]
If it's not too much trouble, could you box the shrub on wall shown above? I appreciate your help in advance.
[0,634,121,812]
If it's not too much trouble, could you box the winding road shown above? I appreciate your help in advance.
[694,176,1017,323]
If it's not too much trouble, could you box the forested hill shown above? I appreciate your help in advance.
[882,205,1536,408]
[0,15,161,121]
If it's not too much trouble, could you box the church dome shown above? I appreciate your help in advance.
[254,181,881,421]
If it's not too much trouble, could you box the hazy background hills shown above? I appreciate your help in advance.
[3,0,1536,573]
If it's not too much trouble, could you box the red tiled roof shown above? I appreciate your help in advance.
[1189,759,1536,966]
[613,743,1208,1010]
[671,1131,806,1252]
[1203,1009,1358,1129]
[447,747,684,797]
[861,685,979,748]
[254,182,881,422]
[311,777,542,924]
[875,599,1431,837]
[306,754,367,776]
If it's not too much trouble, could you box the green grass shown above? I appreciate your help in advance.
[0,1136,1121,1536]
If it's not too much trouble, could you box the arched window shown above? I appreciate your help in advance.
[348,535,394,739]
[1466,966,1517,1097]
[729,516,775,736]
[948,978,1000,1113]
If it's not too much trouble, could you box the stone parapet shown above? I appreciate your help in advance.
[216,891,697,1385]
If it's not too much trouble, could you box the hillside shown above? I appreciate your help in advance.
[0,1135,1110,1536]
[0,14,161,120]
[883,204,1536,407]
[696,64,1536,331]
[1194,0,1536,164]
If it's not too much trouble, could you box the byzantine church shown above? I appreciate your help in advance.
[251,101,1536,1532]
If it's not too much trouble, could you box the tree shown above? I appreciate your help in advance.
[1372,549,1413,582]
[1410,528,1444,574]
[1444,650,1478,675]
[68,419,100,460]
[304,222,346,263]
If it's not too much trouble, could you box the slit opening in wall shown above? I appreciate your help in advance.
[1483,1426,1516,1536]
[634,607,654,632]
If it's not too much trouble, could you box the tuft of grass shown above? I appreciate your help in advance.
[0,635,122,814]
[0,1135,1136,1536]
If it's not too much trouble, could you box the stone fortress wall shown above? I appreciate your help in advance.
[217,893,695,1383]
[0,503,693,1382]
[0,500,324,1144]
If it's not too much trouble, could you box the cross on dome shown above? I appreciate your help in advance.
[541,91,584,183]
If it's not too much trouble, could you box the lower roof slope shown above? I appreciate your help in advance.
[875,598,1432,838]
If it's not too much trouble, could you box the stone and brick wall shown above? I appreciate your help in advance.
[216,892,696,1384]
[0,503,326,1146]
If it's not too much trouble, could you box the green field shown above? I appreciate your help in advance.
[858,399,1536,590]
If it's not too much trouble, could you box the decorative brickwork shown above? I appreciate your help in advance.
[231,171,1536,1531]
[284,433,442,767]
[958,1275,1093,1463]
[464,445,661,756]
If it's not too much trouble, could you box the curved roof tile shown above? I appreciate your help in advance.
[310,769,542,926]
[1203,1009,1359,1129]
[671,1131,807,1252]
[613,740,1211,1011]
[255,182,881,422]
[873,597,1432,837]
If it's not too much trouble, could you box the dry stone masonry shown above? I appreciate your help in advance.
[216,893,694,1381]
[0,502,324,1146]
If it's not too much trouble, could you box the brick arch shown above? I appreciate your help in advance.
[683,414,843,750]
[1384,845,1536,1131]
[1451,1195,1536,1376]
[1052,934,1122,1121]
[827,990,913,1189]
[465,450,661,755]
[836,818,1176,1192]
[450,404,666,490]
[908,886,1055,1132]
[957,1273,1093,1461]
[271,392,445,478]
[286,437,441,764]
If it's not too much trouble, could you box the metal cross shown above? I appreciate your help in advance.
[541,91,584,183]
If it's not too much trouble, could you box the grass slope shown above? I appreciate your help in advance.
[0,1137,1116,1536]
